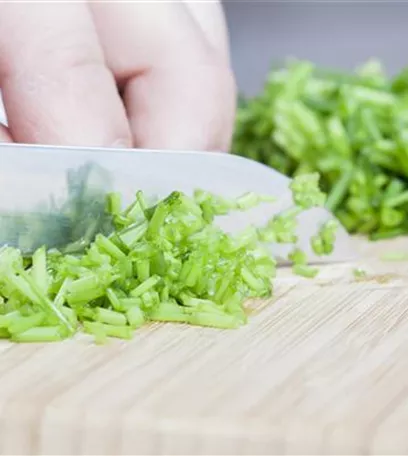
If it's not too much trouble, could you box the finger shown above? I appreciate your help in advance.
[0,3,131,147]
[124,65,235,152]
[90,2,236,151]
[182,0,230,62]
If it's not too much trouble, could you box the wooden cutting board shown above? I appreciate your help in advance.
[1,237,408,455]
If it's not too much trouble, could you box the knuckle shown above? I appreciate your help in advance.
[3,28,108,96]
[34,30,103,73]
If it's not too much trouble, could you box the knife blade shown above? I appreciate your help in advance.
[0,142,356,264]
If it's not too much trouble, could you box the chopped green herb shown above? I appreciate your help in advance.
[380,252,408,261]
[11,326,65,343]
[311,220,338,256]
[0,173,334,343]
[292,264,319,278]
[353,268,368,279]
[233,58,408,240]
[288,248,308,266]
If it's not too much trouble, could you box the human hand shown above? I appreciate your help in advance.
[0,2,236,152]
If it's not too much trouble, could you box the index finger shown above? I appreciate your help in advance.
[0,3,131,148]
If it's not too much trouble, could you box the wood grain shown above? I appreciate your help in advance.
[1,237,408,455]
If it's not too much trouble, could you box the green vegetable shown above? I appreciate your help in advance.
[289,247,318,278]
[0,173,336,343]
[233,58,408,240]
[380,252,408,261]
[292,264,319,278]
[353,268,368,279]
[311,220,338,256]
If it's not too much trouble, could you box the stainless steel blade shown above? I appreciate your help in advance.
[0,143,355,263]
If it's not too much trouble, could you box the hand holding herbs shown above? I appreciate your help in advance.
[233,59,408,240]
[0,173,335,343]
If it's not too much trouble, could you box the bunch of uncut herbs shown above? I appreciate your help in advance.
[0,173,336,343]
[233,59,408,240]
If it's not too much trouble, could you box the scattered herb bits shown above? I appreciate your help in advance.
[0,174,336,343]
[353,268,368,280]
[233,58,408,240]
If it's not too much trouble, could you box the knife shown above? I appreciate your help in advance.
[0,142,355,264]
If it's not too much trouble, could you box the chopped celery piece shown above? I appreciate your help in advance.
[66,275,106,305]
[120,297,142,309]
[353,268,368,279]
[188,312,241,329]
[149,302,189,323]
[288,248,307,266]
[11,326,65,343]
[0,311,22,328]
[106,192,122,217]
[292,264,319,278]
[95,234,126,261]
[311,220,338,256]
[106,288,123,311]
[117,221,148,249]
[60,306,78,327]
[380,252,408,261]
[126,306,145,328]
[136,259,150,282]
[130,276,161,298]
[8,313,46,335]
[82,322,108,345]
[83,321,132,340]
[95,308,127,326]
[31,246,48,293]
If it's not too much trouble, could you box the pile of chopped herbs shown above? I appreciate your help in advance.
[233,59,408,240]
[0,173,336,343]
